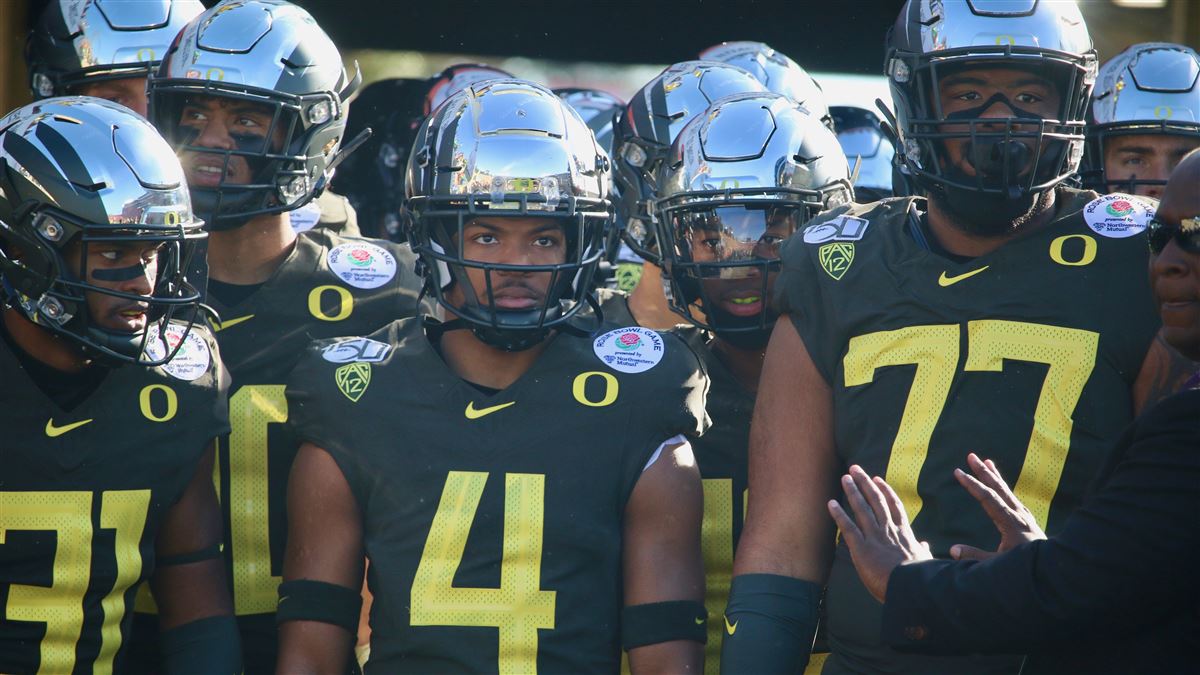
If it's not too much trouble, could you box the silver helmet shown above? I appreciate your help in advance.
[612,61,766,260]
[554,87,625,159]
[424,63,515,117]
[0,97,205,365]
[1082,42,1200,194]
[886,0,1097,200]
[699,41,833,129]
[831,105,897,202]
[147,0,362,230]
[404,79,611,351]
[655,92,852,343]
[26,0,204,101]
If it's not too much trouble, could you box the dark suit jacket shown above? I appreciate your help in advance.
[881,389,1200,675]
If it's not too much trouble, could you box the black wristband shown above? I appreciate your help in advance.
[621,600,708,649]
[720,574,821,674]
[160,615,242,675]
[157,543,222,567]
[276,579,363,633]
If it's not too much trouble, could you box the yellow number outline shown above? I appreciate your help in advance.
[411,471,556,674]
[226,384,289,615]
[843,320,1099,527]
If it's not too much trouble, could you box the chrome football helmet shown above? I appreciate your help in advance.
[0,98,205,365]
[831,105,897,202]
[655,92,852,344]
[423,63,515,116]
[699,41,833,129]
[147,0,362,230]
[886,0,1097,200]
[26,0,204,102]
[404,79,611,351]
[1082,43,1200,194]
[612,61,765,261]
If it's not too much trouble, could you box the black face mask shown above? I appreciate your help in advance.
[934,93,1054,236]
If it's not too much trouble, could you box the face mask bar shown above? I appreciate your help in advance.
[408,191,608,337]
[892,46,1095,199]
[655,186,838,334]
[1081,121,1200,193]
[149,79,333,225]
[616,134,671,262]
[17,204,206,367]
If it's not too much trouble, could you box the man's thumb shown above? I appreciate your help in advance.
[950,544,993,561]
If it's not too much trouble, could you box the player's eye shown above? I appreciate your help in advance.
[237,116,264,129]
[1015,92,1043,105]
[97,250,120,262]
[473,233,499,245]
[533,235,561,248]
[953,91,981,102]
[1122,156,1146,167]
[181,109,206,123]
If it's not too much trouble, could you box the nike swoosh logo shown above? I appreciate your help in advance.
[213,314,254,331]
[464,400,516,420]
[45,418,94,437]
[724,615,738,635]
[938,266,990,287]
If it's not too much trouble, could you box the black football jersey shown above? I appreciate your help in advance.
[775,189,1160,674]
[289,191,362,237]
[674,327,752,674]
[0,324,228,675]
[129,229,425,673]
[286,317,710,674]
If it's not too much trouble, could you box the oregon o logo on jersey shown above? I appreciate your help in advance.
[572,371,619,407]
[308,285,354,321]
[139,384,178,422]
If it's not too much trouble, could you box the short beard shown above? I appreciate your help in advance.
[932,184,1055,238]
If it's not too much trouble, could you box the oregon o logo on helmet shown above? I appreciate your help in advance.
[206,67,225,81]
[136,48,156,62]
[994,34,1016,46]
[1155,106,1173,119]
[163,211,180,227]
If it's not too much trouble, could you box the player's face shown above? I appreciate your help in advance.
[65,239,163,333]
[177,95,284,188]
[74,77,149,116]
[936,68,1062,178]
[1103,134,1199,199]
[1149,168,1200,360]
[447,216,568,311]
[683,206,795,318]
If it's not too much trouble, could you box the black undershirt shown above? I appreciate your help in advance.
[206,278,264,308]
[0,316,107,411]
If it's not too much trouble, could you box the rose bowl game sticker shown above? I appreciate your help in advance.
[327,242,397,289]
[593,326,665,374]
[144,324,211,381]
[1083,194,1154,239]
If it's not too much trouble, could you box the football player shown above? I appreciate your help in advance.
[725,3,1192,674]
[124,2,427,672]
[275,80,710,673]
[609,60,767,326]
[0,98,238,673]
[699,41,833,130]
[26,0,203,116]
[831,105,898,203]
[1081,43,1200,200]
[649,91,853,673]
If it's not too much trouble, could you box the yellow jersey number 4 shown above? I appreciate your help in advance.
[411,471,556,675]
[843,319,1098,527]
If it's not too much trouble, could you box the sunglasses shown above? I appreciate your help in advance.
[1148,216,1200,255]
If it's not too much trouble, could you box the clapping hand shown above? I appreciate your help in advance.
[948,453,1046,561]
[826,465,932,603]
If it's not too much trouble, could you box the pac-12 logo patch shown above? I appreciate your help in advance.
[803,214,869,244]
[144,324,211,381]
[1083,194,1153,239]
[335,363,371,402]
[328,242,397,289]
[321,337,392,363]
[819,242,855,280]
[593,326,665,374]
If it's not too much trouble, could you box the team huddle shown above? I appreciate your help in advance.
[2,0,1198,674]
